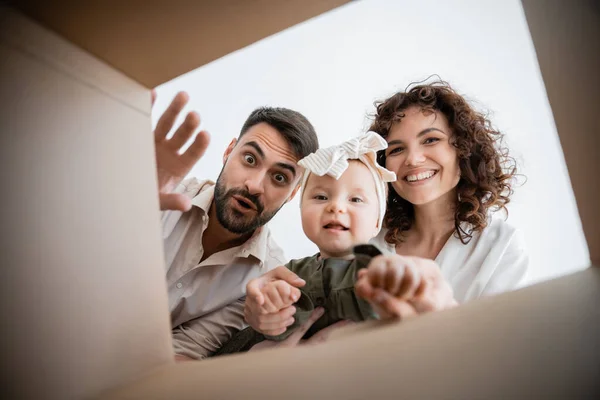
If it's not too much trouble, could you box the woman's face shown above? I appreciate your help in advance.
[384,106,460,206]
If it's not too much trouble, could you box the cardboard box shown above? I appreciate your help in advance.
[1,1,598,398]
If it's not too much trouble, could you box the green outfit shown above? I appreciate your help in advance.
[214,244,382,356]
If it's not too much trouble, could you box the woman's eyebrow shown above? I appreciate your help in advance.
[387,127,447,145]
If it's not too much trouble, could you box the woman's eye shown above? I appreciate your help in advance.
[424,137,440,145]
[273,173,287,184]
[388,147,404,155]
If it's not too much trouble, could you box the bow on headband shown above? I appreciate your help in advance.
[298,131,397,230]
[298,131,396,182]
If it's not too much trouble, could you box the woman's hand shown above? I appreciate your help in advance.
[249,308,354,351]
[355,254,458,319]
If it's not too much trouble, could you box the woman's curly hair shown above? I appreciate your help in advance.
[369,80,517,245]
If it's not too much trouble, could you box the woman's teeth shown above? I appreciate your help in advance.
[406,170,436,182]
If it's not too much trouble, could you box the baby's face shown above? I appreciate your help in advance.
[301,160,380,259]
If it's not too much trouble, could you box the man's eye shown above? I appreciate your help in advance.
[244,154,256,165]
[273,173,287,184]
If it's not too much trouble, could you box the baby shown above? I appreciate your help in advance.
[215,132,400,355]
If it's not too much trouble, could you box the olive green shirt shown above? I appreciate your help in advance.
[266,251,376,340]
[214,245,382,356]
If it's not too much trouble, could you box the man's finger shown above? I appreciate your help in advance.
[299,307,325,331]
[262,327,287,336]
[181,130,210,166]
[256,317,295,333]
[244,296,294,334]
[155,92,189,141]
[281,307,324,346]
[252,306,296,326]
[269,266,306,288]
[304,319,355,345]
[159,193,192,212]
[169,111,201,151]
[289,287,301,303]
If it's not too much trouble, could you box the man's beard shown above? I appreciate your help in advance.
[213,171,283,235]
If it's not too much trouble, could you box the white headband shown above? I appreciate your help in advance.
[297,131,397,230]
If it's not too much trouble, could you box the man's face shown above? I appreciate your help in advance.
[214,122,302,235]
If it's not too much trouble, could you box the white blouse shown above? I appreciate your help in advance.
[370,217,528,303]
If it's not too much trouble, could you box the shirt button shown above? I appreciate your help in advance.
[315,297,325,307]
[176,282,183,289]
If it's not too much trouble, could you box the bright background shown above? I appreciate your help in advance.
[154,0,590,285]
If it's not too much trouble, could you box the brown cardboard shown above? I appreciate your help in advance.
[2,1,599,399]
[1,3,352,398]
[1,7,173,399]
[13,0,351,88]
[521,0,600,264]
[105,267,600,399]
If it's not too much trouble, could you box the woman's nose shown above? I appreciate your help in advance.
[404,146,426,166]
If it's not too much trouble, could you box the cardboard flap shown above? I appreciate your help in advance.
[521,0,600,263]
[14,0,350,88]
[105,267,600,399]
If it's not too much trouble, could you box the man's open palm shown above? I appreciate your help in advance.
[153,91,210,211]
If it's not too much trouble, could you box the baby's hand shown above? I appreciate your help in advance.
[245,266,305,335]
[355,254,421,319]
[355,254,457,320]
[257,280,300,313]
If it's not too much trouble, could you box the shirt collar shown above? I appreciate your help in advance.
[190,183,270,266]
[190,183,215,214]
[238,225,270,267]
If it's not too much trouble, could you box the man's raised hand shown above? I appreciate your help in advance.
[153,91,210,211]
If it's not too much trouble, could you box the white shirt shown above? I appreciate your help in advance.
[163,178,286,359]
[370,216,528,303]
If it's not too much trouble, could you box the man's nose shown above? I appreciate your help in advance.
[244,173,265,196]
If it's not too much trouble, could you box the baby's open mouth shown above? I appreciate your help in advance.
[324,222,349,231]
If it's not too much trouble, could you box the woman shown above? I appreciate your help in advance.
[359,80,527,314]
[243,80,528,343]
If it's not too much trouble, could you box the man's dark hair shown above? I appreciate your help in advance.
[239,107,319,159]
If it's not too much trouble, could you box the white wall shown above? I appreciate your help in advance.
[153,0,590,285]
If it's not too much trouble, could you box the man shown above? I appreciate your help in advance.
[153,91,319,360]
